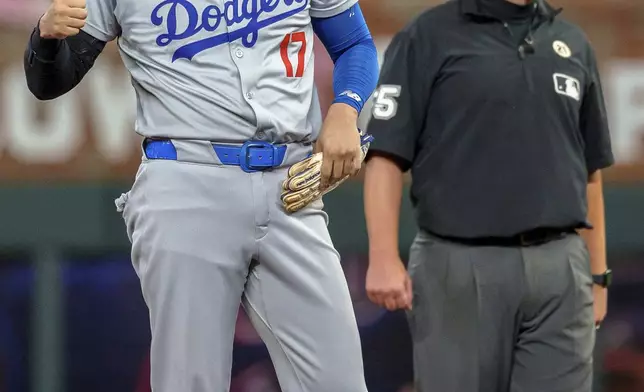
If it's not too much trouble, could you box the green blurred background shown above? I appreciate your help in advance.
[0,0,643,391]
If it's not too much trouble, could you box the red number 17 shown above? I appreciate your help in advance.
[280,32,306,78]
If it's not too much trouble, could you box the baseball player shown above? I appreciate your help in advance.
[24,0,379,390]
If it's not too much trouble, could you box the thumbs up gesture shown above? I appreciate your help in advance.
[39,0,87,39]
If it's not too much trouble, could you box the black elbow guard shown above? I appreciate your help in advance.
[24,28,107,99]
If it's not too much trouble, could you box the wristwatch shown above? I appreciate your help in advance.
[592,269,613,288]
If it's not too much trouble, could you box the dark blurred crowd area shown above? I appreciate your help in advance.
[0,255,415,392]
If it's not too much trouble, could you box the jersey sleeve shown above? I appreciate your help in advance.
[81,0,120,42]
[366,31,429,171]
[309,0,359,18]
[580,46,614,174]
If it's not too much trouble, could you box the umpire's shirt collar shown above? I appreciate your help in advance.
[459,0,560,21]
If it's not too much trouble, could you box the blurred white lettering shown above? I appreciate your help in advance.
[1,54,643,166]
[0,58,137,165]
[608,60,644,163]
[358,36,391,131]
[3,64,83,164]
[86,60,137,164]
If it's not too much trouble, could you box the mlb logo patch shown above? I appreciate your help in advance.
[553,73,581,101]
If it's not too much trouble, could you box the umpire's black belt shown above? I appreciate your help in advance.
[428,227,578,247]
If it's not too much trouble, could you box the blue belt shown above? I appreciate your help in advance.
[144,139,287,173]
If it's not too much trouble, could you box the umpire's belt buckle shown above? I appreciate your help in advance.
[518,232,546,247]
[518,234,533,247]
[213,140,285,173]
[517,229,566,247]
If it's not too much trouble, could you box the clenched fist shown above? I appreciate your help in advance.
[366,255,413,311]
[39,0,87,39]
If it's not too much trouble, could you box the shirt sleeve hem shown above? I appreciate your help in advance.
[310,0,359,18]
[366,149,412,172]
[81,23,116,43]
[586,154,615,174]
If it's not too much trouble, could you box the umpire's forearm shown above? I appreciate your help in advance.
[364,156,405,260]
[580,170,608,273]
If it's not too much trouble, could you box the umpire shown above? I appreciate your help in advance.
[363,0,614,391]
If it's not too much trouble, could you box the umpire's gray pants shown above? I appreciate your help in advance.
[407,231,595,392]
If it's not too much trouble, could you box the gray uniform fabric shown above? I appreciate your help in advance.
[82,0,356,143]
[90,0,367,390]
[407,231,595,392]
[117,159,366,392]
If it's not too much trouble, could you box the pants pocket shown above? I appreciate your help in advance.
[407,233,445,343]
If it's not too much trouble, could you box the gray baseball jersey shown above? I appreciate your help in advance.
[105,0,369,391]
[82,0,357,143]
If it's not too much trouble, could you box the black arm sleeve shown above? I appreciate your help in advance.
[365,28,433,172]
[24,25,107,100]
[580,45,614,174]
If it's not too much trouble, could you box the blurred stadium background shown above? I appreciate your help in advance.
[0,0,643,391]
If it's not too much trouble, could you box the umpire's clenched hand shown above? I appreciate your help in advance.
[366,254,413,311]
[39,0,87,39]
[316,103,363,189]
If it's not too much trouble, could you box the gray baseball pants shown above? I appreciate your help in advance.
[117,157,367,392]
[407,231,595,392]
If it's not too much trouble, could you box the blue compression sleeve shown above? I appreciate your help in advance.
[312,5,379,114]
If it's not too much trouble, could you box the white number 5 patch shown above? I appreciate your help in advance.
[372,85,401,120]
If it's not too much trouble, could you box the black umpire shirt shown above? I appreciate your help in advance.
[366,0,614,239]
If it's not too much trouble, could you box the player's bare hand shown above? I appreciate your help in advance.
[39,0,87,39]
[366,254,412,311]
[316,103,362,189]
[593,284,607,329]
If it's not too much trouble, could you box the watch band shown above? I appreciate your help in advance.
[592,269,612,288]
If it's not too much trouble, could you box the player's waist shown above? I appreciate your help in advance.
[141,138,312,172]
